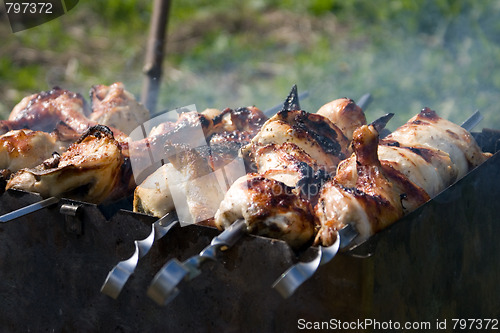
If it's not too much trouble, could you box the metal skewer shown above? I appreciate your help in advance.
[357,93,372,110]
[0,196,60,223]
[461,109,482,132]
[101,212,178,299]
[147,219,246,305]
[264,84,309,116]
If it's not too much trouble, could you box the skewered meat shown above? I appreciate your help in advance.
[251,142,321,187]
[215,174,316,248]
[1,86,133,142]
[132,163,176,217]
[315,124,430,245]
[90,82,150,135]
[383,107,490,178]
[316,97,367,141]
[242,109,351,175]
[215,99,365,248]
[6,125,128,204]
[315,108,491,246]
[133,107,268,219]
[2,87,91,135]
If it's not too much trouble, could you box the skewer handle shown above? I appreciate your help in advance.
[272,224,358,298]
[147,219,247,305]
[101,213,178,299]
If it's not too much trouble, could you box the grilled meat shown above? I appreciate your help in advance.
[215,174,316,248]
[315,124,430,245]
[315,108,491,246]
[90,82,150,135]
[6,125,128,204]
[337,144,457,198]
[383,107,490,178]
[133,107,268,220]
[1,87,91,135]
[0,128,72,173]
[316,97,367,141]
[242,109,350,175]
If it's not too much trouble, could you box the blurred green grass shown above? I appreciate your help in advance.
[1,0,500,129]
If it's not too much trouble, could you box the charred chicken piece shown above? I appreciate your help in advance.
[383,107,491,179]
[133,107,267,219]
[90,82,150,135]
[316,108,491,247]
[2,86,129,141]
[6,125,128,204]
[315,124,431,246]
[316,97,367,141]
[215,174,316,249]
[242,109,350,175]
[252,142,321,187]
[337,144,458,198]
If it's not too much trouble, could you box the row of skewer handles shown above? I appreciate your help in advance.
[99,86,489,304]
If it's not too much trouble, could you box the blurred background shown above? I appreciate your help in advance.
[1,0,500,128]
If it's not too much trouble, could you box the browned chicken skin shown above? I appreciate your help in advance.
[242,109,351,175]
[2,86,130,142]
[315,125,430,246]
[315,108,491,246]
[133,107,269,220]
[3,87,91,135]
[215,174,316,248]
[6,125,128,204]
[316,97,367,141]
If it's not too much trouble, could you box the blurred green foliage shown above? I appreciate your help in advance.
[1,0,500,129]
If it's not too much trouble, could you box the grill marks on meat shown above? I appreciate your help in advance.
[6,125,127,204]
[215,174,316,248]
[316,125,430,245]
[242,109,350,175]
[383,107,490,178]
[315,108,491,246]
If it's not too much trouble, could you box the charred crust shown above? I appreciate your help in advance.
[42,152,61,169]
[384,140,400,147]
[419,107,439,120]
[283,110,345,158]
[77,125,115,143]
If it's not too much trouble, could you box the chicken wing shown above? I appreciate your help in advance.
[6,125,127,204]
